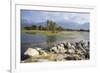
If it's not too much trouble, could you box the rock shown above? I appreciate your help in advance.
[72,54,81,60]
[75,42,87,53]
[65,42,75,50]
[76,49,84,55]
[67,48,75,54]
[57,45,67,54]
[24,48,39,57]
[39,50,48,56]
[64,55,76,60]
[81,41,89,52]
[47,53,58,61]
[50,47,59,54]
[36,48,48,56]
[66,42,72,49]
[23,40,90,62]
[36,48,42,51]
[59,43,65,47]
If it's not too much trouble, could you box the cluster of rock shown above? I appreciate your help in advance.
[22,40,89,63]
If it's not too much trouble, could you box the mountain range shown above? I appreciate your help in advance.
[21,19,89,30]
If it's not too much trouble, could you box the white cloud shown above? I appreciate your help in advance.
[29,11,90,24]
[63,13,90,24]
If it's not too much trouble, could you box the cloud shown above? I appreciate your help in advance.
[21,10,90,25]
[63,13,90,24]
[42,11,90,24]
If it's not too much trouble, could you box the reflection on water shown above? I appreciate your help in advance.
[21,31,89,60]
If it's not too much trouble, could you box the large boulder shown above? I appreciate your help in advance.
[24,48,39,57]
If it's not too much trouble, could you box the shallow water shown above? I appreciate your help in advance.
[21,31,89,60]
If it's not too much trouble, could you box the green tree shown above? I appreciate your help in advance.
[24,26,31,30]
[31,25,37,30]
[38,25,43,30]
[46,20,51,31]
[57,26,63,31]
[46,20,57,32]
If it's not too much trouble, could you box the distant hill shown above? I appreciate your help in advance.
[21,19,89,30]
[80,23,89,30]
[55,21,89,30]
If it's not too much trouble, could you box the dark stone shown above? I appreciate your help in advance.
[21,55,30,61]
[64,56,77,60]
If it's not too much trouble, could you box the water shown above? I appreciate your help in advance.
[21,31,89,60]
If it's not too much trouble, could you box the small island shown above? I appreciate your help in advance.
[22,20,89,36]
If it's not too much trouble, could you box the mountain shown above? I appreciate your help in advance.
[21,19,89,30]
[21,19,33,27]
[56,21,89,30]
[21,19,47,27]
[80,23,89,30]
[56,21,79,29]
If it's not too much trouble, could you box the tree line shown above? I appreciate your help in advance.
[24,20,63,32]
[23,20,89,32]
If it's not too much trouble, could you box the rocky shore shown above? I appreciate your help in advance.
[21,40,89,63]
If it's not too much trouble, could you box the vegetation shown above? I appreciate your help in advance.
[23,20,89,32]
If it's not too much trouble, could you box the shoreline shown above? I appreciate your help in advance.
[21,40,89,63]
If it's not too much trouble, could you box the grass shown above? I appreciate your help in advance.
[21,29,88,36]
[21,29,59,36]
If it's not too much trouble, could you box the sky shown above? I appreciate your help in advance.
[21,9,90,29]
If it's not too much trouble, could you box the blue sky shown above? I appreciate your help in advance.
[21,9,90,29]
